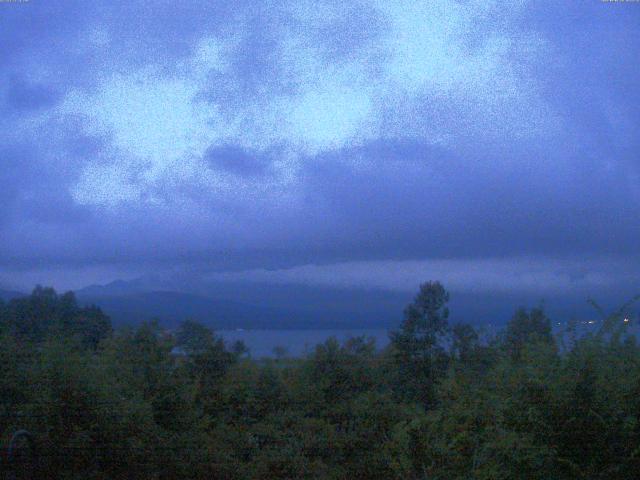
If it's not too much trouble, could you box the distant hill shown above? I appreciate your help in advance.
[76,289,402,330]
[76,278,157,298]
[74,277,639,331]
[0,289,25,302]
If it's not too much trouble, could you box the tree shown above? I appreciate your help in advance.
[504,307,553,359]
[231,339,250,358]
[0,298,6,334]
[273,345,288,360]
[390,281,451,406]
[1,287,111,347]
[70,304,112,349]
[451,323,479,362]
[175,319,214,355]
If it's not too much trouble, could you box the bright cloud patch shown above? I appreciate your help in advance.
[376,0,554,140]
[56,0,555,209]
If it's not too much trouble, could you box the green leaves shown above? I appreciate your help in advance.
[390,281,451,406]
[0,287,112,348]
[1,282,640,479]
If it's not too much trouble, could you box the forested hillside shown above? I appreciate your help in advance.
[1,283,639,479]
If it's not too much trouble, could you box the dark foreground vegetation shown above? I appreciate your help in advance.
[1,283,639,479]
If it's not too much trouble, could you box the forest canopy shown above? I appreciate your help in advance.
[1,283,639,479]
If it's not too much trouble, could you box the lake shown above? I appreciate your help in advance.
[218,328,391,358]
[218,319,639,358]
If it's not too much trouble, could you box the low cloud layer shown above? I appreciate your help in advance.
[204,256,640,295]
[0,1,638,295]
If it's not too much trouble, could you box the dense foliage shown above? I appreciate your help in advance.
[1,283,639,479]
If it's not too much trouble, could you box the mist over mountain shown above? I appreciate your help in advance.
[75,279,408,329]
[0,289,24,302]
[5,272,634,331]
[71,276,636,331]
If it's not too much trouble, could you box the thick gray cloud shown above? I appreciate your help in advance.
[5,78,61,112]
[0,0,638,296]
[204,144,273,176]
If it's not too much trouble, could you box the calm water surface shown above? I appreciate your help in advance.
[218,328,390,358]
[218,320,639,358]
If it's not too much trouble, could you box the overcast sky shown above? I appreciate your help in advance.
[0,0,638,295]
